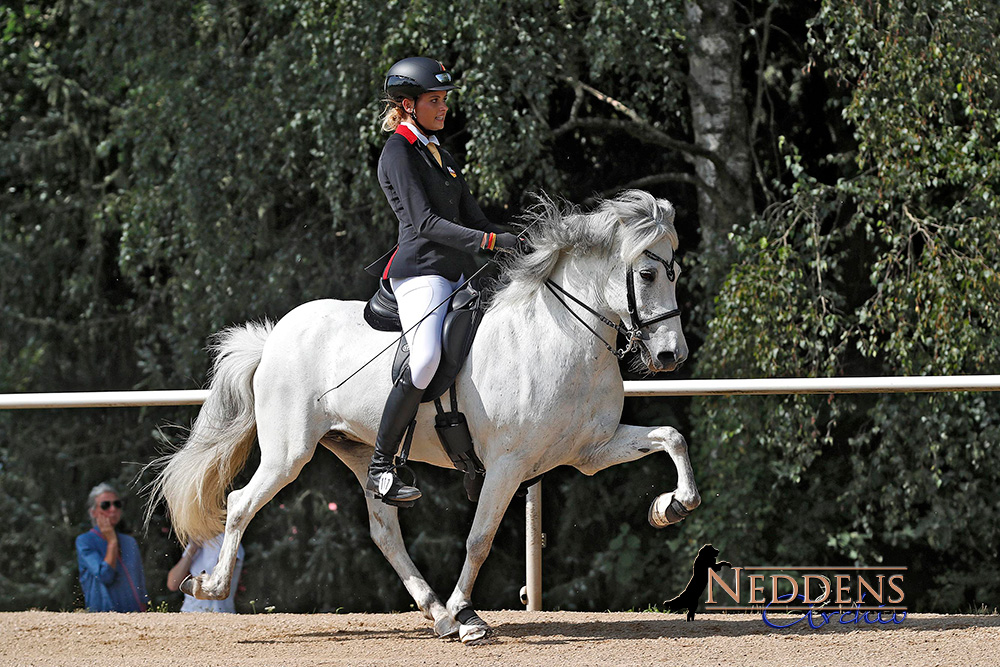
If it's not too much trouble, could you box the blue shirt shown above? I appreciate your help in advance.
[76,528,148,612]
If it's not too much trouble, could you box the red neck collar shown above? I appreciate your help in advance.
[394,124,419,144]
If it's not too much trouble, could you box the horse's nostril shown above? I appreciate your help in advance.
[657,350,677,367]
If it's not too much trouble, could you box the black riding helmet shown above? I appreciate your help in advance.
[384,57,458,102]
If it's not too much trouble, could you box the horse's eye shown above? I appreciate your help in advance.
[639,268,656,283]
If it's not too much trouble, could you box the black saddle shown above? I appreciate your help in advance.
[363,279,483,403]
[361,273,544,503]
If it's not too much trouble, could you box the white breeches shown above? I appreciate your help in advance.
[390,274,463,390]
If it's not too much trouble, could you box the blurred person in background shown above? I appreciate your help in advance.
[75,482,148,612]
[167,534,244,612]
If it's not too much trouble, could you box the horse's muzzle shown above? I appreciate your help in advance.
[653,350,684,373]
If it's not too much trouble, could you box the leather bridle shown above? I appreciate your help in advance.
[544,248,682,359]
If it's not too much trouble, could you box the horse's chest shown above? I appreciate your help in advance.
[525,389,622,459]
[468,322,624,454]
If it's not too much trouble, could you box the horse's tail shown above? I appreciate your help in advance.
[145,320,273,545]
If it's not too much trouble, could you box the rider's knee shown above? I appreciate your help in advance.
[409,346,442,389]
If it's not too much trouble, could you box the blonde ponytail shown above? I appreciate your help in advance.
[380,102,407,132]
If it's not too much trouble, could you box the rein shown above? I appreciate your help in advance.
[544,281,637,359]
[544,249,681,359]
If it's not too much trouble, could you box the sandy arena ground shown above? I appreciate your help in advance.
[3,610,999,666]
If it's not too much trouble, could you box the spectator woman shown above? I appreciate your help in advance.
[75,482,148,612]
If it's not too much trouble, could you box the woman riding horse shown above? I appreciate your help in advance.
[367,57,518,505]
[150,188,698,644]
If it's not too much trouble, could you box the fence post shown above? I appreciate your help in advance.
[525,480,543,611]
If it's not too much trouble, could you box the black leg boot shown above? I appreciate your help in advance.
[366,369,424,505]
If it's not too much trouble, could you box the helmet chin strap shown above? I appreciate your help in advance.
[404,102,435,137]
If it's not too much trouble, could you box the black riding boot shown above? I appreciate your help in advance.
[366,369,424,505]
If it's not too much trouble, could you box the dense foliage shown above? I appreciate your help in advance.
[688,0,1000,611]
[2,0,997,614]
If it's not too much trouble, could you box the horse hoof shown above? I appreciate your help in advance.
[456,608,490,644]
[459,624,489,645]
[435,616,460,638]
[179,574,197,597]
[648,492,691,528]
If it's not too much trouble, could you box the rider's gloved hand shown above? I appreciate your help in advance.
[514,235,533,254]
[495,233,521,253]
[480,232,520,254]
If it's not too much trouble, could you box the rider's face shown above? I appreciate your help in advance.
[406,91,448,132]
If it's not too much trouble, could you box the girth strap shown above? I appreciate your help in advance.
[433,384,460,416]
[432,385,486,502]
[434,386,485,476]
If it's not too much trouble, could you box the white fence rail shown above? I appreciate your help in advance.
[0,389,210,409]
[3,375,999,612]
[3,375,1000,410]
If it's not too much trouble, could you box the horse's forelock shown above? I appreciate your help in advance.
[607,190,677,264]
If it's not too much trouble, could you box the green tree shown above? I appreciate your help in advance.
[687,0,1000,611]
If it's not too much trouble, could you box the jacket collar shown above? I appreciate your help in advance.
[394,124,419,144]
[395,122,439,147]
[395,124,448,173]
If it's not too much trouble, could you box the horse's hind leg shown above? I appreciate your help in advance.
[183,418,320,601]
[325,438,458,638]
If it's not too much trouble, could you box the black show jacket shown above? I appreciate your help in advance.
[375,125,504,282]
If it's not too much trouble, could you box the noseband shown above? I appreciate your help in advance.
[544,249,682,359]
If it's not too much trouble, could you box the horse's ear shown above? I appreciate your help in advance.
[655,198,676,227]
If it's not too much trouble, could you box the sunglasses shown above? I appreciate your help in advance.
[99,500,123,511]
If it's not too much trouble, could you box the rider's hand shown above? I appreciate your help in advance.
[494,233,520,252]
[480,232,517,254]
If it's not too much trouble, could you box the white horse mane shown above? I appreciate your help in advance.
[492,189,678,309]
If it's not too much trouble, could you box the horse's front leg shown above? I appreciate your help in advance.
[365,498,458,637]
[446,465,523,644]
[574,424,701,526]
[326,440,457,638]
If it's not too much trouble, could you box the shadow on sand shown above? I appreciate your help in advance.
[235,612,1000,646]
